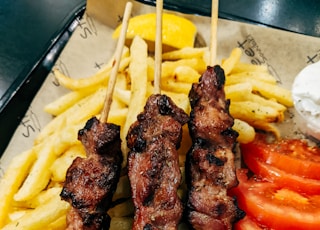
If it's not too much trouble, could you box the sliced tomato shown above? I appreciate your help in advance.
[240,134,320,180]
[234,215,267,230]
[241,146,320,195]
[229,169,320,230]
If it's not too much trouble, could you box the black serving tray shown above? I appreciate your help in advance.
[1,0,319,155]
[0,0,86,154]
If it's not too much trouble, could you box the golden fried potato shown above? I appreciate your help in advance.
[121,36,148,167]
[230,101,281,124]
[233,119,256,144]
[161,58,206,80]
[13,187,62,209]
[225,82,253,101]
[2,195,69,230]
[53,46,130,91]
[230,62,268,74]
[44,87,96,116]
[110,217,133,230]
[161,79,192,95]
[172,65,200,83]
[227,71,277,85]
[0,149,37,227]
[35,87,107,144]
[221,47,242,75]
[162,47,208,60]
[108,199,134,218]
[250,79,293,107]
[112,175,131,201]
[14,141,56,202]
[50,144,86,182]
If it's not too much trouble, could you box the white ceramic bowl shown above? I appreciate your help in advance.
[292,61,320,140]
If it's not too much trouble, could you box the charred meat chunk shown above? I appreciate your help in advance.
[186,66,245,230]
[127,94,189,230]
[61,117,123,230]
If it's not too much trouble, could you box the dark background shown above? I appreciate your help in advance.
[0,0,319,155]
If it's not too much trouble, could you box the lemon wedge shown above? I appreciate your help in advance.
[112,13,197,51]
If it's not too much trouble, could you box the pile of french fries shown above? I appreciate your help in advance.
[0,33,292,229]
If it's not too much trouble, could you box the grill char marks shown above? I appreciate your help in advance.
[186,66,245,230]
[127,94,189,230]
[60,117,123,230]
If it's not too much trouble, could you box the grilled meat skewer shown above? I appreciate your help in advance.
[60,117,123,230]
[127,94,189,230]
[186,66,245,229]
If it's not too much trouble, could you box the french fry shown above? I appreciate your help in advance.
[14,118,77,201]
[47,215,67,230]
[179,154,187,167]
[245,93,286,117]
[111,73,129,110]
[35,87,107,144]
[225,74,276,86]
[50,144,86,182]
[178,124,192,156]
[172,65,201,83]
[254,122,281,139]
[147,56,156,81]
[225,84,286,121]
[221,47,242,75]
[43,87,96,116]
[161,58,206,80]
[114,88,131,105]
[53,57,130,91]
[147,57,206,81]
[250,79,293,107]
[229,101,281,124]
[233,119,256,144]
[114,87,190,114]
[2,195,70,230]
[115,72,129,90]
[228,71,277,84]
[162,91,191,113]
[112,175,131,201]
[108,199,134,217]
[162,47,208,60]
[106,107,129,127]
[161,79,192,95]
[110,217,133,230]
[121,36,148,167]
[8,209,30,223]
[14,187,62,209]
[14,141,56,201]
[52,122,83,156]
[53,46,130,91]
[225,77,292,108]
[225,82,253,101]
[0,149,37,227]
[230,62,268,74]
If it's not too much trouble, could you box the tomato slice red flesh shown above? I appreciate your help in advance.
[241,146,320,195]
[229,169,320,230]
[240,134,320,180]
[234,215,266,230]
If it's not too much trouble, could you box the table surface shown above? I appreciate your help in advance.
[0,0,319,154]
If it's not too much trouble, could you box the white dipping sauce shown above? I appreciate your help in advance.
[292,61,320,140]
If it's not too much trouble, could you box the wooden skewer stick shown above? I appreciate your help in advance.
[100,2,133,123]
[210,0,219,66]
[153,0,163,95]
